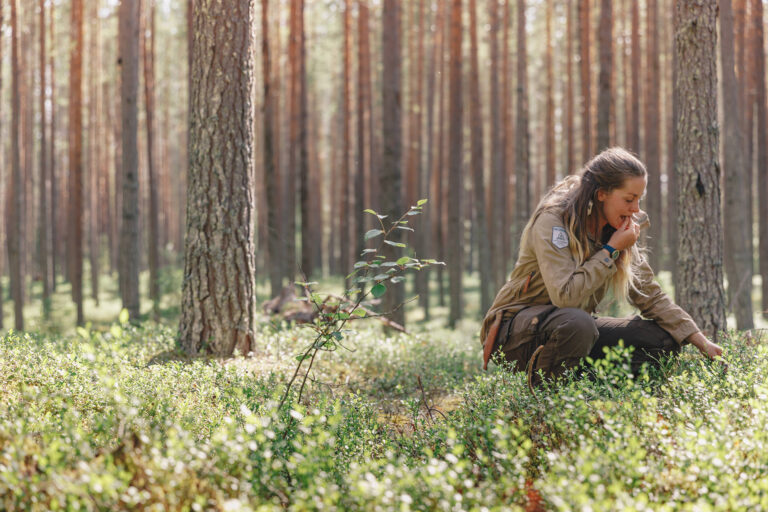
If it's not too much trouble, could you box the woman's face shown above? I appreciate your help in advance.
[596,176,647,230]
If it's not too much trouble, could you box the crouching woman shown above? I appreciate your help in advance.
[480,147,722,383]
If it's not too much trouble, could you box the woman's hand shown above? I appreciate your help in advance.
[607,217,640,251]
[687,331,724,360]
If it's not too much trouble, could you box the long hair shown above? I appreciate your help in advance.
[520,147,648,305]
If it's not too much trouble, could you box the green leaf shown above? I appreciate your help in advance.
[363,209,378,216]
[384,240,406,248]
[118,308,130,326]
[396,226,414,232]
[371,283,386,298]
[354,261,369,269]
[365,229,384,241]
[396,256,411,265]
[417,198,428,206]
[390,276,405,284]
[373,274,389,281]
[352,309,367,317]
[406,211,421,216]
[332,331,344,340]
[381,262,398,267]
[377,214,388,220]
[361,248,377,254]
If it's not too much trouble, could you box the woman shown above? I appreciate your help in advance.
[480,147,723,385]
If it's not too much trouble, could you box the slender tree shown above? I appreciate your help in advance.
[720,0,754,329]
[143,0,160,308]
[644,0,662,270]
[545,0,555,185]
[119,0,141,320]
[754,0,768,319]
[69,0,85,325]
[596,0,612,151]
[262,0,281,297]
[9,0,25,330]
[39,0,51,315]
[381,0,404,326]
[49,0,57,291]
[297,0,310,279]
[514,0,531,259]
[447,0,462,326]
[564,0,575,173]
[180,0,256,355]
[489,0,504,288]
[0,0,4,329]
[628,0,640,154]
[468,0,490,313]
[673,0,725,335]
[579,0,591,161]
[340,0,352,278]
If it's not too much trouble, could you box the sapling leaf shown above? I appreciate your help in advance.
[365,229,384,241]
[417,198,428,206]
[384,240,406,248]
[390,276,405,284]
[371,283,386,298]
[363,209,378,215]
[352,309,367,317]
[396,226,415,232]
[373,274,389,281]
[396,256,411,265]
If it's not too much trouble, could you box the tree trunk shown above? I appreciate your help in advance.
[753,0,768,320]
[69,0,85,326]
[545,0,555,186]
[579,0,592,162]
[488,0,504,289]
[88,0,101,307]
[720,0,754,329]
[340,0,352,279]
[49,0,57,291]
[643,0,662,271]
[596,0,611,151]
[262,0,281,297]
[356,0,370,279]
[297,0,310,279]
[565,0,575,174]
[447,0,462,327]
[381,0,405,327]
[38,0,51,316]
[673,0,726,336]
[468,0,490,314]
[9,0,25,331]
[143,0,160,309]
[119,0,141,320]
[180,0,256,356]
[420,0,443,319]
[514,0,530,260]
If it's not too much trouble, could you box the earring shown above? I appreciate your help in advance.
[587,200,593,216]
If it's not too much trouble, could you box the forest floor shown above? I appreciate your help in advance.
[1,269,768,510]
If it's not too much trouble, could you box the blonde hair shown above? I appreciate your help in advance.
[521,147,648,306]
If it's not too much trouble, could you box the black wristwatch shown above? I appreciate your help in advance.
[603,244,620,261]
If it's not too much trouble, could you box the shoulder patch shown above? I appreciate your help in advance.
[551,226,569,249]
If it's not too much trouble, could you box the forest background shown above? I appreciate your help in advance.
[2,0,768,348]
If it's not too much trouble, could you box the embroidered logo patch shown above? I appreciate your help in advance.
[551,226,569,249]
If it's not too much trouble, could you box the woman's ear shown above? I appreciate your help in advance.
[595,188,607,202]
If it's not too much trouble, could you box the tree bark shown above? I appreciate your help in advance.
[579,0,592,162]
[673,0,726,335]
[447,0,462,327]
[753,0,768,320]
[628,0,640,154]
[38,0,51,316]
[69,0,85,326]
[119,0,141,320]
[262,0,281,297]
[545,0,555,186]
[644,0,662,271]
[381,0,405,327]
[340,0,352,279]
[468,0,491,314]
[720,0,754,329]
[514,0,531,260]
[9,0,25,331]
[180,0,256,356]
[488,0,504,289]
[143,0,160,308]
[596,0,612,151]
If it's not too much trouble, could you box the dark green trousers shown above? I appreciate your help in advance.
[499,306,681,378]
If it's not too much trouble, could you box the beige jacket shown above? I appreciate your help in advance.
[480,208,700,348]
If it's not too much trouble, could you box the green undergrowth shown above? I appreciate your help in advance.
[2,321,768,510]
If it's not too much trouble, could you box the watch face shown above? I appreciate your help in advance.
[611,250,620,261]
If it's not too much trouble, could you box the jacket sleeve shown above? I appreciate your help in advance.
[628,257,700,345]
[531,212,618,309]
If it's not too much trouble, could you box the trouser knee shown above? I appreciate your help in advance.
[537,308,599,376]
